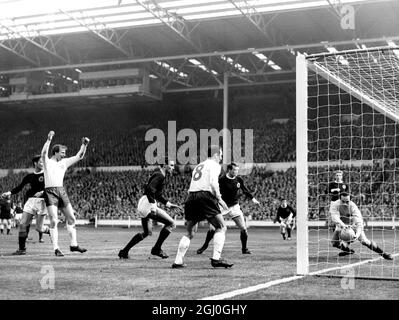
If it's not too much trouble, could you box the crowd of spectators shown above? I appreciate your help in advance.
[1,164,397,221]
[0,100,295,168]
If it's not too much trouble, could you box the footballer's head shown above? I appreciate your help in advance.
[340,192,350,205]
[227,162,239,178]
[208,145,222,163]
[51,144,67,161]
[159,157,175,173]
[334,170,343,182]
[280,198,288,208]
[32,154,43,170]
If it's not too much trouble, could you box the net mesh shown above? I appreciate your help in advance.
[306,47,399,279]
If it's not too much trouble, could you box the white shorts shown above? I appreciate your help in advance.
[137,196,157,218]
[15,213,23,221]
[222,204,244,219]
[23,198,47,216]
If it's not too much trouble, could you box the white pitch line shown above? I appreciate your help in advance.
[200,253,399,300]
[308,252,399,276]
[199,275,305,300]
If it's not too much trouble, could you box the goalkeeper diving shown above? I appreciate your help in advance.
[330,192,393,260]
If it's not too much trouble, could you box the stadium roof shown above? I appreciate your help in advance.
[0,0,398,92]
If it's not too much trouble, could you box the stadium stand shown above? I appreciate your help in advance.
[1,164,396,221]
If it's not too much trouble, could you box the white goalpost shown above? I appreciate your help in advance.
[296,46,399,280]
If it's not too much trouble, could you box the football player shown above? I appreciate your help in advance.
[274,198,296,240]
[330,192,393,260]
[118,158,182,259]
[172,145,233,269]
[41,131,89,256]
[196,162,260,255]
[1,155,50,254]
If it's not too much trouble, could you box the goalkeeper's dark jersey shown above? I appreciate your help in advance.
[143,170,168,205]
[328,181,350,201]
[219,174,254,207]
[275,205,296,221]
[10,171,45,203]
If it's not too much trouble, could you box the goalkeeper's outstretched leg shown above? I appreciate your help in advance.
[359,233,393,260]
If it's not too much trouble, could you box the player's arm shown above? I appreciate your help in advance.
[210,164,228,210]
[1,175,30,198]
[329,201,346,228]
[41,130,54,163]
[148,174,182,211]
[273,208,281,223]
[65,137,90,168]
[288,205,297,218]
[238,177,260,205]
[351,203,364,239]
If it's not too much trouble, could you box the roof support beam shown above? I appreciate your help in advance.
[164,79,295,93]
[136,0,222,85]
[228,0,294,68]
[0,22,71,64]
[59,9,134,58]
[0,37,40,66]
[2,35,399,75]
[59,8,194,88]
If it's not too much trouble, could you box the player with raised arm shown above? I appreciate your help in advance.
[196,162,260,255]
[172,145,233,269]
[118,159,182,259]
[1,155,51,255]
[41,131,89,257]
[274,198,296,240]
[330,192,393,260]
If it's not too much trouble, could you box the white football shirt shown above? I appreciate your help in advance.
[329,199,363,227]
[188,158,221,196]
[43,156,79,188]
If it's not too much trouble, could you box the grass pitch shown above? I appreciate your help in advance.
[0,225,398,300]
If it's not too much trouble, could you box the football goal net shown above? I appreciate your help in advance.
[296,46,399,280]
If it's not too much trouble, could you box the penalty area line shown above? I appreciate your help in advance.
[199,275,305,300]
[200,253,399,300]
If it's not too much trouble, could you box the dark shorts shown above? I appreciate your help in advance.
[0,211,12,219]
[184,191,221,223]
[44,187,70,208]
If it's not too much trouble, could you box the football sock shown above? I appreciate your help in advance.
[282,233,286,240]
[38,231,43,241]
[338,243,350,251]
[202,230,215,249]
[366,241,383,254]
[174,236,190,265]
[123,233,144,253]
[212,231,225,260]
[67,224,78,247]
[0,225,3,234]
[18,236,27,250]
[49,228,59,250]
[240,229,248,250]
[153,227,171,250]
[7,228,10,235]
[18,227,28,250]
[287,228,291,238]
